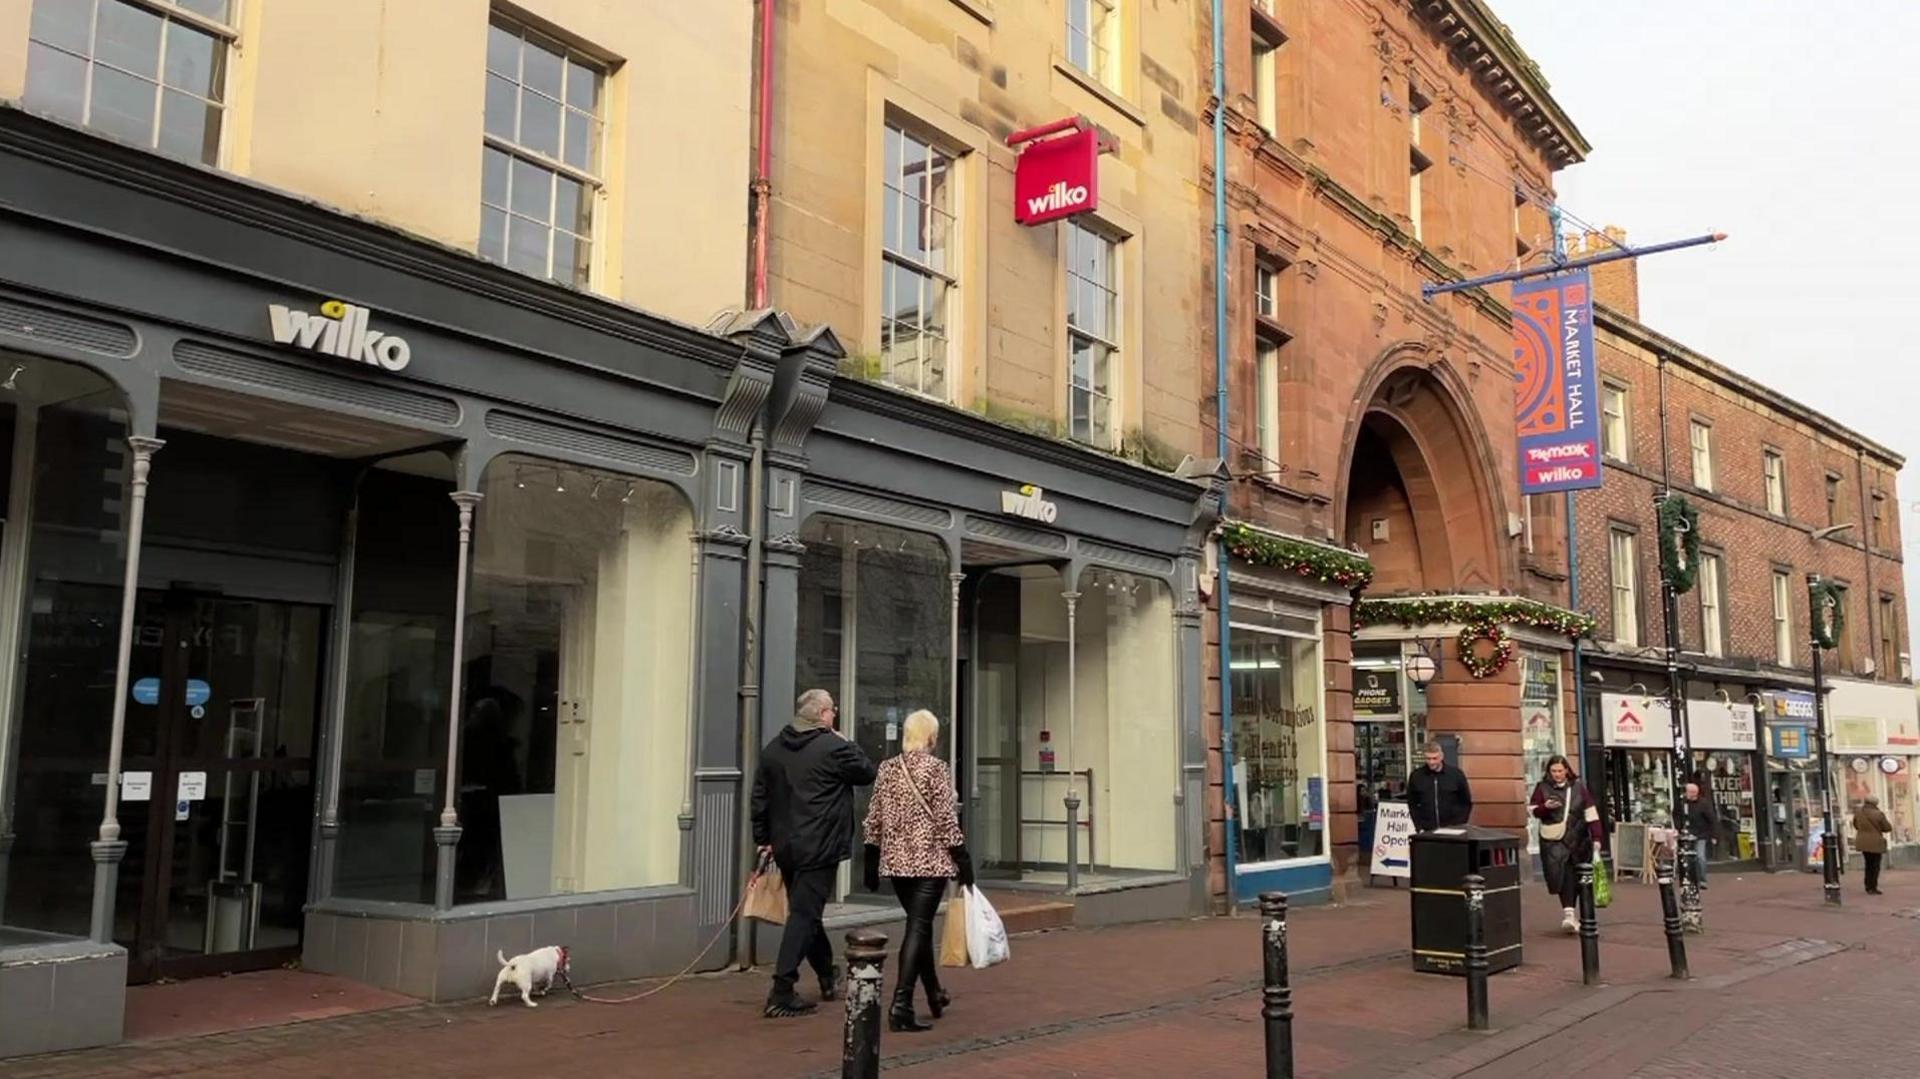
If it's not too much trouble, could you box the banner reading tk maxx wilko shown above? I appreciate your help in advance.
[1511,268,1604,494]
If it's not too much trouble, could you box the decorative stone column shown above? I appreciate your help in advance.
[433,490,482,912]
[90,435,163,943]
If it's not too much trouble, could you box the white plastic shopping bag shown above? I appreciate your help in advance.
[963,885,1009,969]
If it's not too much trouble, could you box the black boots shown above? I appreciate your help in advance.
[928,988,951,1019]
[819,965,841,1002]
[764,980,817,1019]
[889,990,933,1033]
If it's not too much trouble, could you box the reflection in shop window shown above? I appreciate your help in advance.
[1074,568,1179,875]
[1230,629,1323,865]
[455,456,694,903]
[1519,652,1562,853]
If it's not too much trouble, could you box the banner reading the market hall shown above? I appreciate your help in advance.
[1512,268,1604,494]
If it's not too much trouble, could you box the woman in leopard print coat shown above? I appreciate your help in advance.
[862,709,974,1032]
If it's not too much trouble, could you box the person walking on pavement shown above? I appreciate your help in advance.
[1679,781,1718,889]
[751,688,877,1019]
[1852,795,1894,895]
[1406,742,1473,833]
[1529,755,1605,933]
[862,709,973,1033]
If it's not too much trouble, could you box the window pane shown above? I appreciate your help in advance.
[482,146,510,207]
[173,0,231,21]
[480,205,508,262]
[521,36,564,99]
[486,22,520,77]
[882,189,902,258]
[157,87,218,162]
[30,0,94,54]
[561,109,596,171]
[1070,385,1091,442]
[553,175,589,235]
[161,19,222,98]
[484,74,518,140]
[24,42,88,123]
[90,66,158,146]
[510,157,551,222]
[564,58,599,112]
[884,125,902,193]
[551,230,580,286]
[926,205,953,275]
[519,88,561,159]
[899,131,928,202]
[562,235,591,287]
[96,0,163,79]
[505,216,548,276]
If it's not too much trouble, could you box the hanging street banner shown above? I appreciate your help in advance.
[1512,268,1604,494]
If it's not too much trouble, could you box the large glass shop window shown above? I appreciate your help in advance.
[454,456,695,903]
[1230,629,1324,864]
[1519,652,1563,852]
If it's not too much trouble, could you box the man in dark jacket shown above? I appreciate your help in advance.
[1406,742,1473,832]
[1679,781,1718,889]
[751,688,877,1018]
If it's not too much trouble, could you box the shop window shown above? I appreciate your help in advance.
[1698,550,1725,657]
[1076,568,1179,873]
[1608,528,1639,647]
[795,516,952,897]
[1519,653,1562,854]
[1601,383,1629,463]
[1066,220,1119,448]
[453,456,694,903]
[1762,449,1785,516]
[25,0,234,165]
[1229,617,1323,867]
[481,16,605,287]
[1065,0,1119,91]
[879,121,957,400]
[1689,419,1714,491]
[1772,569,1793,667]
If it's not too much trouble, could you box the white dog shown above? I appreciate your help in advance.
[490,945,571,1007]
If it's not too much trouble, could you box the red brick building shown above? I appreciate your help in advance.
[1575,255,1914,869]
[1205,0,1591,904]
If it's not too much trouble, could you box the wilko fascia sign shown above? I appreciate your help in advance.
[269,299,412,372]
[1001,484,1059,523]
[1511,269,1602,495]
[1010,119,1100,227]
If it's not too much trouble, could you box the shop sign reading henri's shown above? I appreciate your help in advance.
[1010,118,1100,227]
[268,299,413,372]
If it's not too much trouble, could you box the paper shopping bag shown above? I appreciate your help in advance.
[939,886,970,967]
[743,867,788,926]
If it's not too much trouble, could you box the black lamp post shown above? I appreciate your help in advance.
[1805,535,1851,907]
[1653,491,1702,931]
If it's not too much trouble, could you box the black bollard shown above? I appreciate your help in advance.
[1463,873,1490,1031]
[1655,852,1690,980]
[1576,859,1600,987]
[1259,891,1294,1079]
[842,930,888,1079]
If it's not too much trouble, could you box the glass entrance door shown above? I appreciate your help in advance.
[1767,770,1814,872]
[125,591,324,981]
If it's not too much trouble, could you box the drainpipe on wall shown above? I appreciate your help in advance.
[734,0,778,969]
[1855,448,1879,679]
[1210,0,1238,910]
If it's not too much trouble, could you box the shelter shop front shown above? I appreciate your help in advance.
[1828,678,1920,863]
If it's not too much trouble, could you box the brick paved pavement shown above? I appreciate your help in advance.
[9,866,1913,1078]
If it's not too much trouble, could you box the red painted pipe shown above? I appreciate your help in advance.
[750,0,776,308]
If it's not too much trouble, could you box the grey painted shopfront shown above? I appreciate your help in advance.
[0,108,1218,1058]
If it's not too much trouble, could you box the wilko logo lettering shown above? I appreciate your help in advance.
[1000,484,1059,523]
[1511,269,1601,494]
[268,300,412,372]
[1012,126,1100,226]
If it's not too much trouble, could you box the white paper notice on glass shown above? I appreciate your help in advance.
[1232,760,1250,824]
[178,771,208,802]
[121,772,153,802]
[414,768,437,796]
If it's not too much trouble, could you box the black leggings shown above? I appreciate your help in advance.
[891,877,948,1010]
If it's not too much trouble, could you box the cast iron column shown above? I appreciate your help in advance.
[1654,493,1701,932]
[1463,873,1490,1031]
[91,436,163,943]
[1260,892,1294,1078]
[1655,848,1689,979]
[1808,603,1842,906]
[434,490,482,911]
[842,930,888,1079]
[1577,860,1600,986]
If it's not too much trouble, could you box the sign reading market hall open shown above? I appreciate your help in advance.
[1010,118,1101,227]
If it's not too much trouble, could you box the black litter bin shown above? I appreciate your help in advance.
[1409,825,1523,975]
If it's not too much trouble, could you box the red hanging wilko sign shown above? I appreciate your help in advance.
[1010,119,1100,226]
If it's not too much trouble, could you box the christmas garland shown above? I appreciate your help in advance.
[1657,494,1700,595]
[1456,621,1515,679]
[1353,596,1597,639]
[1220,522,1374,592]
[1808,577,1845,651]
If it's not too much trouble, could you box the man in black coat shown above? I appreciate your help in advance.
[751,688,877,1018]
[1406,742,1473,832]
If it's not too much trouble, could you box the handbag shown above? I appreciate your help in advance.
[939,885,971,967]
[1539,783,1576,843]
[742,860,788,925]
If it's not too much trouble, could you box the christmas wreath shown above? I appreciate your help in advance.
[1456,620,1515,679]
[1657,494,1700,595]
[1809,577,1845,651]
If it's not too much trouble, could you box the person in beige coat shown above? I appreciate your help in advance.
[1851,796,1894,895]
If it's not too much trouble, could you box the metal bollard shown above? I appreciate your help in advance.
[1655,852,1690,980]
[1463,873,1490,1031]
[1259,891,1294,1079]
[1820,830,1843,907]
[842,930,888,1079]
[1576,859,1600,987]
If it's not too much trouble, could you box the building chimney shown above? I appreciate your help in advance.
[1568,226,1639,320]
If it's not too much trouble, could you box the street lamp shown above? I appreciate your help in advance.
[1652,491,1703,931]
[1808,520,1853,907]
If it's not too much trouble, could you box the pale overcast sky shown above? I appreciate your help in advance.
[1495,0,1920,650]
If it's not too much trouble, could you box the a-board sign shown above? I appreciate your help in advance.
[1370,801,1413,879]
[1614,821,1648,874]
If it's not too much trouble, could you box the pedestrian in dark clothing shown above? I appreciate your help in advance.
[751,688,877,1018]
[1678,782,1718,889]
[1406,742,1473,832]
[1529,755,1604,933]
[1852,796,1894,895]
